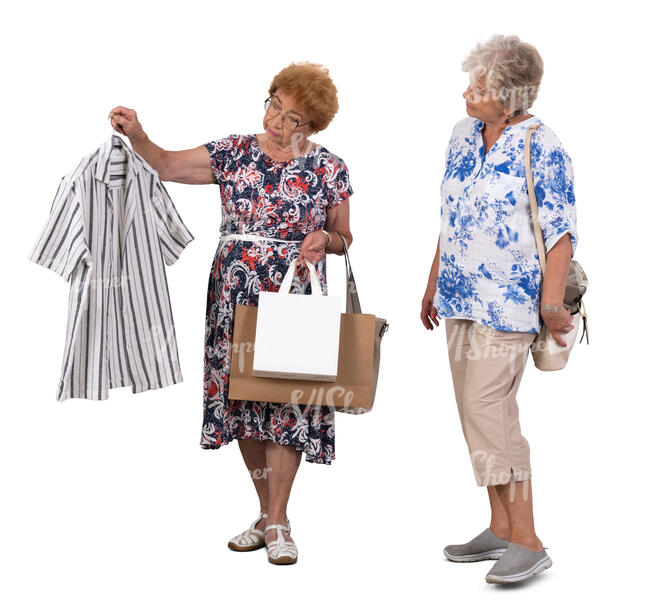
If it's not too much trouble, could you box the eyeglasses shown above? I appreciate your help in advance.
[264,96,311,130]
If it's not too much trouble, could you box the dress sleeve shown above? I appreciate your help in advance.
[27,178,92,281]
[203,135,236,184]
[152,180,195,265]
[530,127,578,258]
[323,154,354,209]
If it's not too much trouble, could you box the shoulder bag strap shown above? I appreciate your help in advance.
[524,124,547,277]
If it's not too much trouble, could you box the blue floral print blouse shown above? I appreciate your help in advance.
[433,116,578,333]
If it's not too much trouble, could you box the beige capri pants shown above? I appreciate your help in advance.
[445,318,537,487]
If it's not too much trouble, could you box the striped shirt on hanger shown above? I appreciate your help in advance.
[28,135,194,401]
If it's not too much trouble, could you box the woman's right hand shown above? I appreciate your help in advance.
[421,287,440,330]
[540,304,574,348]
[108,106,144,139]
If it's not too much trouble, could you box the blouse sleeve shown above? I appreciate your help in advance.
[530,127,578,258]
[27,178,92,281]
[152,180,194,266]
[203,135,237,184]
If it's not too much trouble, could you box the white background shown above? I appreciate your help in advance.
[2,1,647,606]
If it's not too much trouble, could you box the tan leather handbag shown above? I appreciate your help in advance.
[336,233,389,412]
[524,124,589,371]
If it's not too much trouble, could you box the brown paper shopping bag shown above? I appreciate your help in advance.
[229,304,376,411]
[228,234,389,414]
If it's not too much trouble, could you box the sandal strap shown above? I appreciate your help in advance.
[264,522,297,559]
[267,535,297,555]
[234,530,263,544]
[246,512,268,533]
[267,542,297,554]
[235,513,269,543]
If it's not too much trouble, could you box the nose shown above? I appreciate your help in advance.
[268,115,283,132]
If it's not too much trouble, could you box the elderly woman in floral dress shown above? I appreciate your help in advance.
[109,61,353,565]
[421,35,578,584]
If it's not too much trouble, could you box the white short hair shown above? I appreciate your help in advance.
[461,34,544,113]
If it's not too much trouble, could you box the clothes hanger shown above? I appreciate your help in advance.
[111,125,125,148]
[108,124,129,183]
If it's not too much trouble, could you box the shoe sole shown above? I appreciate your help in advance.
[444,548,507,562]
[227,540,265,552]
[268,555,298,565]
[485,556,553,584]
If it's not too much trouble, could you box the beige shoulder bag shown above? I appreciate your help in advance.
[524,124,589,371]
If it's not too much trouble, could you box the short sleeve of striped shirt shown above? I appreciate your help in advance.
[203,135,236,184]
[28,178,92,282]
[152,181,194,266]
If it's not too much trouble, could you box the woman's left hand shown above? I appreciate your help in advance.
[296,230,329,268]
[540,304,574,348]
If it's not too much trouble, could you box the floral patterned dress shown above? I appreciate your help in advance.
[200,134,353,464]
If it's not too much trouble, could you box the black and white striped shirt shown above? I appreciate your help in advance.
[28,135,194,401]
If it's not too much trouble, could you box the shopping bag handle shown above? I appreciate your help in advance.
[337,233,362,315]
[279,258,323,296]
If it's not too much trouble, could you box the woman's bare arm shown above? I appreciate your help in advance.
[109,106,214,185]
[129,133,214,185]
[421,235,441,330]
[540,232,574,346]
[323,197,353,255]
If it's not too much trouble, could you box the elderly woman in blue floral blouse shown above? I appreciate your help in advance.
[421,35,578,585]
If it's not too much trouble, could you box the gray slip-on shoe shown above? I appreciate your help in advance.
[485,542,552,584]
[443,528,510,562]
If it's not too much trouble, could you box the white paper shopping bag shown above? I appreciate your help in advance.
[252,258,341,381]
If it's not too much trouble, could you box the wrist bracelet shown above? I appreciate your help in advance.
[320,229,332,247]
[541,303,565,314]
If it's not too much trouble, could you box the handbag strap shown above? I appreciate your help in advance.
[336,232,362,314]
[524,124,548,277]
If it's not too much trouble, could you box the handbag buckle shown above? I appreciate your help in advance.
[379,322,389,337]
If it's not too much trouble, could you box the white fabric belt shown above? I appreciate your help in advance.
[217,232,303,256]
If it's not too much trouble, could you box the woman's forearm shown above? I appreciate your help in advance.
[128,131,168,178]
[429,235,441,288]
[324,230,348,255]
[540,233,572,306]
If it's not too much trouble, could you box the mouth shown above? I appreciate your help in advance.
[267,127,279,137]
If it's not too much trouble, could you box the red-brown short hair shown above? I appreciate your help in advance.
[268,62,339,132]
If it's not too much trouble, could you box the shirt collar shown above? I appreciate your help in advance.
[475,115,540,132]
[94,134,142,184]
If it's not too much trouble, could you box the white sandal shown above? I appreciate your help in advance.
[227,511,268,551]
[264,521,298,565]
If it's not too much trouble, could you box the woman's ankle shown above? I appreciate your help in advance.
[509,532,543,552]
[489,523,510,540]
[266,513,288,526]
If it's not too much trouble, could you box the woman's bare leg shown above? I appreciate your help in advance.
[494,479,543,551]
[237,439,270,531]
[264,442,302,544]
[487,486,510,539]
